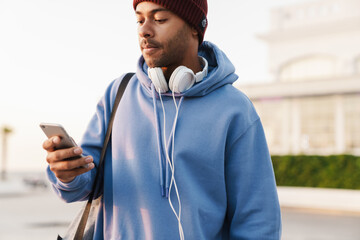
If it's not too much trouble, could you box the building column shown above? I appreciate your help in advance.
[334,95,345,154]
[282,99,291,154]
[291,98,301,155]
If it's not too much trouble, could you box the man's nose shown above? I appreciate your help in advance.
[138,20,154,39]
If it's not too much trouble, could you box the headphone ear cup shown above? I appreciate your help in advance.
[148,67,169,93]
[169,66,196,93]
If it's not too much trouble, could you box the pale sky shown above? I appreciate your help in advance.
[0,0,312,172]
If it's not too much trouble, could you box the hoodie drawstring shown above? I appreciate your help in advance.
[151,85,166,197]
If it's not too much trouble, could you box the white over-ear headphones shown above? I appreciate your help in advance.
[148,56,208,93]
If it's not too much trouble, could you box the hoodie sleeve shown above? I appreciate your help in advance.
[225,118,282,240]
[46,78,120,203]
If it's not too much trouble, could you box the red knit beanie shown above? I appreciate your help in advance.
[133,0,208,44]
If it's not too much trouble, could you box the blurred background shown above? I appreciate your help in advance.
[239,0,360,157]
[0,0,359,239]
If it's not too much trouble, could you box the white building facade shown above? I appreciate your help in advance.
[239,0,360,155]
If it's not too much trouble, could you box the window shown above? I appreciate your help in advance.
[279,55,337,82]
[251,94,360,155]
[344,94,360,150]
[299,96,335,153]
[252,98,287,154]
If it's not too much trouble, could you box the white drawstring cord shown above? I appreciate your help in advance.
[158,89,184,240]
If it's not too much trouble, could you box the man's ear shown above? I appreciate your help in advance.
[191,26,199,39]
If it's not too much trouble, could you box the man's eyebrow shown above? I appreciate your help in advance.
[135,8,171,15]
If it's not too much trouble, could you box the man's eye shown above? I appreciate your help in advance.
[136,20,144,25]
[155,19,167,23]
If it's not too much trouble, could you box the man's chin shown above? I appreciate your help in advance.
[143,58,160,69]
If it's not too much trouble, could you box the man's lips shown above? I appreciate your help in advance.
[140,39,161,55]
[142,44,159,54]
[142,43,158,49]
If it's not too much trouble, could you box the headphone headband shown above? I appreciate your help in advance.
[195,56,208,83]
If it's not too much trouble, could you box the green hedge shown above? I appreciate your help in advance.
[271,155,360,190]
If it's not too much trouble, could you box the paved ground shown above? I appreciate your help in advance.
[277,186,360,215]
[282,207,360,240]
[0,189,82,240]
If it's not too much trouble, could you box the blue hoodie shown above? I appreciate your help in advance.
[47,41,281,239]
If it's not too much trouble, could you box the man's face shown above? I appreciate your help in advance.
[135,2,193,69]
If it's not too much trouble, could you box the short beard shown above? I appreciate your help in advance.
[145,23,190,69]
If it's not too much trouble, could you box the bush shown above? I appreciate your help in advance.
[271,155,360,189]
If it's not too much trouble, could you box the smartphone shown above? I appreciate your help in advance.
[40,123,84,160]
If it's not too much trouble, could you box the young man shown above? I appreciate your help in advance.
[43,0,282,239]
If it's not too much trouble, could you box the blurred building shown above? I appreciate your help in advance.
[239,0,360,155]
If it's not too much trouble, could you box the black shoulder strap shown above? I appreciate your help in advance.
[93,72,135,196]
[74,72,135,240]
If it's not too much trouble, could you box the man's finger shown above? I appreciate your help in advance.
[59,156,93,170]
[48,154,93,169]
[42,136,61,151]
[46,147,83,163]
[52,163,95,183]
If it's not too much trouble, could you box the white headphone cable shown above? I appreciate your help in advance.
[170,91,184,240]
[158,89,184,240]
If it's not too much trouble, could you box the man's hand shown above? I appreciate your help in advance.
[43,136,94,183]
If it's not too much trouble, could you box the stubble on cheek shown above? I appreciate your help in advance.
[141,24,190,69]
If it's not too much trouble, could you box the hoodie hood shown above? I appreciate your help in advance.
[136,41,238,97]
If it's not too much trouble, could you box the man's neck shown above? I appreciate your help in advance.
[162,56,202,82]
